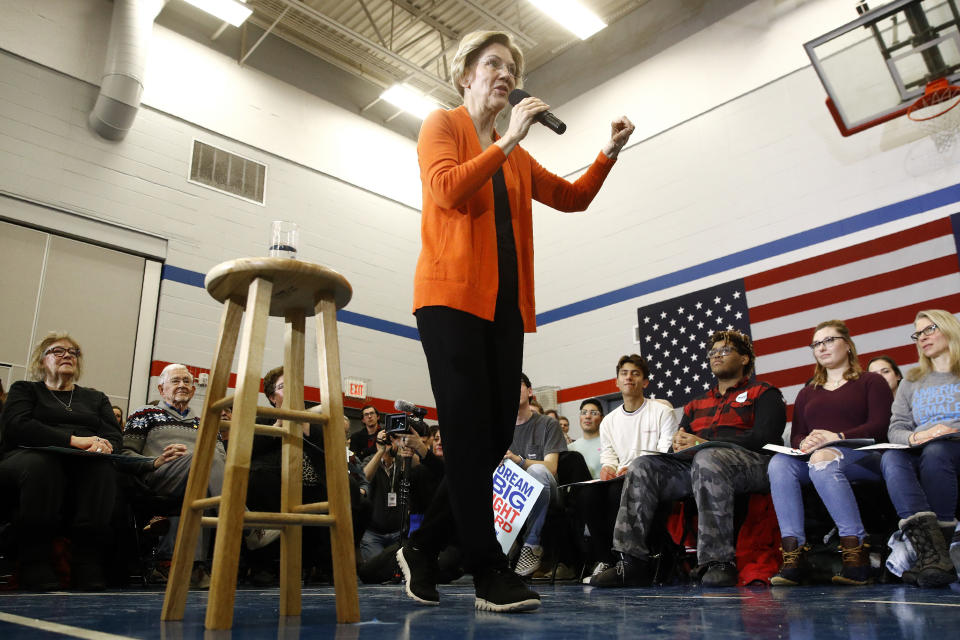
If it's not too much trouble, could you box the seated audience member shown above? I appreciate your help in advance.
[582,355,678,581]
[592,330,785,588]
[0,332,122,590]
[244,366,347,583]
[599,354,677,480]
[361,428,417,562]
[430,425,443,458]
[350,404,381,460]
[545,409,560,421]
[405,424,445,518]
[867,355,903,395]
[529,396,546,415]
[569,400,603,479]
[112,405,124,428]
[881,310,960,588]
[768,320,893,586]
[123,363,223,588]
[503,373,567,577]
[558,415,573,444]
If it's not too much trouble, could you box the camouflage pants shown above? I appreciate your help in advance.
[612,448,770,565]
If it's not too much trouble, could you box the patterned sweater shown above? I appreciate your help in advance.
[122,402,225,459]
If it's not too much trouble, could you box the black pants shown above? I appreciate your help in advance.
[410,304,523,572]
[575,476,625,565]
[0,449,117,537]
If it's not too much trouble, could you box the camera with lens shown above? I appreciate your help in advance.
[384,412,427,440]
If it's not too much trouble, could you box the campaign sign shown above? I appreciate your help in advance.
[492,460,544,554]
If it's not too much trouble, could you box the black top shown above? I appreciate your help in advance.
[492,168,519,313]
[350,427,380,460]
[0,380,123,456]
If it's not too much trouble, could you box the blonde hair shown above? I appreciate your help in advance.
[906,309,960,381]
[28,331,82,381]
[810,320,861,388]
[449,30,524,98]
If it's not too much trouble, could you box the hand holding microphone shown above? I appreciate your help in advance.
[508,89,566,135]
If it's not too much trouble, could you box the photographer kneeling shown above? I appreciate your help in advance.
[361,428,418,562]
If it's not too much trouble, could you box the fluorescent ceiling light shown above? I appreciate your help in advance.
[182,0,252,27]
[526,0,606,40]
[380,85,441,120]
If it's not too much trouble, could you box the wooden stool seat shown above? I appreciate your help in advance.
[206,257,352,316]
[161,257,360,629]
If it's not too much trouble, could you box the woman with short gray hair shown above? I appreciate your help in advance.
[0,331,122,590]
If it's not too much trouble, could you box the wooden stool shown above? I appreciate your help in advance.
[160,257,360,629]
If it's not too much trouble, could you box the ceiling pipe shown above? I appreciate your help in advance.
[89,0,169,141]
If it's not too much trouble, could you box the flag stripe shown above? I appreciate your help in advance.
[760,343,921,390]
[743,217,951,290]
[745,236,956,307]
[749,274,960,340]
[748,255,959,323]
[753,292,960,356]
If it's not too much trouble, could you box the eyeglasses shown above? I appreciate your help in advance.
[480,56,518,79]
[165,376,194,386]
[707,346,736,359]
[910,324,939,342]
[362,411,378,418]
[44,347,80,358]
[580,409,601,416]
[810,336,844,350]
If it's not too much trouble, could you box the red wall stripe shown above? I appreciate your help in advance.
[149,360,437,420]
[557,378,618,404]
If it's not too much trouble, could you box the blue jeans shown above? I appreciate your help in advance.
[768,449,882,545]
[359,529,401,563]
[522,464,558,547]
[881,440,960,522]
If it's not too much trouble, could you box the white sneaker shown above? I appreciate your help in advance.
[245,528,281,550]
[583,561,611,584]
[514,544,543,577]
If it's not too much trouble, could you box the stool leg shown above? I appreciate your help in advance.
[162,298,243,621]
[206,276,273,630]
[315,296,360,624]
[280,311,305,616]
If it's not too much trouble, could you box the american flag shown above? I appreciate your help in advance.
[638,213,960,418]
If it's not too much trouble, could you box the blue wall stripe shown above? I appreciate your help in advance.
[159,181,960,339]
[161,264,205,288]
[535,181,960,326]
[160,264,421,341]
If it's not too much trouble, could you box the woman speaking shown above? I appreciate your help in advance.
[396,30,634,612]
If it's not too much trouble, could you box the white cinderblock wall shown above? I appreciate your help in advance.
[2,1,960,434]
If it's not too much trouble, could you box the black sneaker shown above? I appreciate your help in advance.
[699,561,738,587]
[474,567,541,612]
[587,556,649,588]
[397,544,439,605]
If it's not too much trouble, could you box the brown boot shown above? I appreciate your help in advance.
[900,512,955,588]
[771,537,808,586]
[832,536,870,585]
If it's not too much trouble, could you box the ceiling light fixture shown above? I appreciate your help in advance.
[526,0,606,40]
[182,0,252,27]
[380,85,441,120]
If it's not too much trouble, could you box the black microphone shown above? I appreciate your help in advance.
[394,399,428,418]
[508,89,566,135]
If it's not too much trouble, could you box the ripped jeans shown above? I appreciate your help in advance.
[768,448,883,545]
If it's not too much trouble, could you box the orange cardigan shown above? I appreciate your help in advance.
[412,106,616,332]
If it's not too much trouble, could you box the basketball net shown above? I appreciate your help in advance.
[907,78,960,153]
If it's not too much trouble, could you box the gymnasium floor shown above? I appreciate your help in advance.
[0,580,957,639]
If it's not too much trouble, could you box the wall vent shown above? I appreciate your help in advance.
[189,140,266,205]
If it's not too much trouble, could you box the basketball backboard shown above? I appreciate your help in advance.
[805,0,960,136]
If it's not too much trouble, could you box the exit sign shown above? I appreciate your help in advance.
[344,377,367,399]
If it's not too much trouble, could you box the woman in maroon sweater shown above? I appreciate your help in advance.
[768,320,893,586]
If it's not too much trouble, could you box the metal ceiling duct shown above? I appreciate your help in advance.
[89,0,169,141]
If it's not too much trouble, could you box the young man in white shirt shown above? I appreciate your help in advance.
[582,354,678,581]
